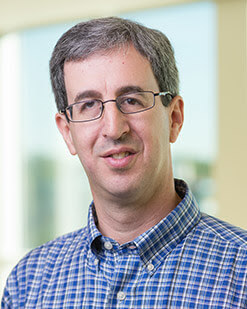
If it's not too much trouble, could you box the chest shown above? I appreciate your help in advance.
[27,247,245,308]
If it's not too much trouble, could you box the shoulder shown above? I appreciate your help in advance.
[194,213,247,252]
[2,227,89,307]
[19,226,89,267]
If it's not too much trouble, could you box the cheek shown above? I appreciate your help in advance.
[135,114,170,157]
[70,125,97,156]
[145,110,170,141]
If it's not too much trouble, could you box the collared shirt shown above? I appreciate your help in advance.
[1,179,247,308]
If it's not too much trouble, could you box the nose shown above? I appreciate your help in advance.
[101,101,130,140]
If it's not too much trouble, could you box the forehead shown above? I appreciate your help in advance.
[63,45,159,101]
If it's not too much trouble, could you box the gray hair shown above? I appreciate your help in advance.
[49,17,179,111]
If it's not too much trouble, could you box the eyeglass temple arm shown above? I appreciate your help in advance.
[59,109,71,123]
[156,91,174,97]
[155,91,174,106]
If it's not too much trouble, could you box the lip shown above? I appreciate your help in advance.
[101,147,137,158]
[101,147,138,169]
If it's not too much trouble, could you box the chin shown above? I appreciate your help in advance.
[106,179,146,202]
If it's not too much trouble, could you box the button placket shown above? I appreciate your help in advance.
[147,263,154,272]
[117,291,126,301]
[104,241,113,250]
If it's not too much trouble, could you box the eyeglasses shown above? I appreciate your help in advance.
[59,91,173,123]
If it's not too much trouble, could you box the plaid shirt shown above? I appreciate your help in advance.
[2,179,247,308]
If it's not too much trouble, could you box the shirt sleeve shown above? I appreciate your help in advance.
[1,265,20,309]
[1,287,12,309]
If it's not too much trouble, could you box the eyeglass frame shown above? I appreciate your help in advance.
[59,90,174,123]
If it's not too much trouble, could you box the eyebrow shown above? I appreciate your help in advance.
[115,86,145,96]
[74,90,102,103]
[74,85,145,103]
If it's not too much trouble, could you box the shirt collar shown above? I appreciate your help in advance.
[87,179,201,266]
[87,202,102,254]
[134,179,201,268]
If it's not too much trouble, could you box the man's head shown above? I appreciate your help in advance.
[50,17,179,112]
[52,17,184,207]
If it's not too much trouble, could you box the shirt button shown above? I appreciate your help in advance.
[147,263,154,271]
[117,291,126,301]
[94,258,99,265]
[104,241,113,250]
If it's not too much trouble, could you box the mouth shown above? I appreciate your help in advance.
[109,151,132,159]
[102,147,136,158]
[101,149,137,169]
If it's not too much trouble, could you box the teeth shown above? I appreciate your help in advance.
[111,152,130,159]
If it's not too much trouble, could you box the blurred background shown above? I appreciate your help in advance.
[0,0,246,294]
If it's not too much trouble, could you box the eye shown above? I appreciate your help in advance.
[126,98,141,105]
[78,100,99,112]
[120,96,144,107]
[83,100,97,108]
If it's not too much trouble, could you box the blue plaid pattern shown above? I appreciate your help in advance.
[2,179,247,308]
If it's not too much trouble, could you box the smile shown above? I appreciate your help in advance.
[101,148,137,169]
[110,152,131,159]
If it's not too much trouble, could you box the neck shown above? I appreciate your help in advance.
[92,180,181,245]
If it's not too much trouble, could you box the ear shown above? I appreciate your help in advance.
[169,95,184,143]
[55,113,77,155]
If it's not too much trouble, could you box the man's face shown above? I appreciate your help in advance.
[56,45,183,204]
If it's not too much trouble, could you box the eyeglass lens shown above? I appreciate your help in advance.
[67,91,155,122]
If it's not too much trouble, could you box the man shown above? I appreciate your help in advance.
[2,17,247,308]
